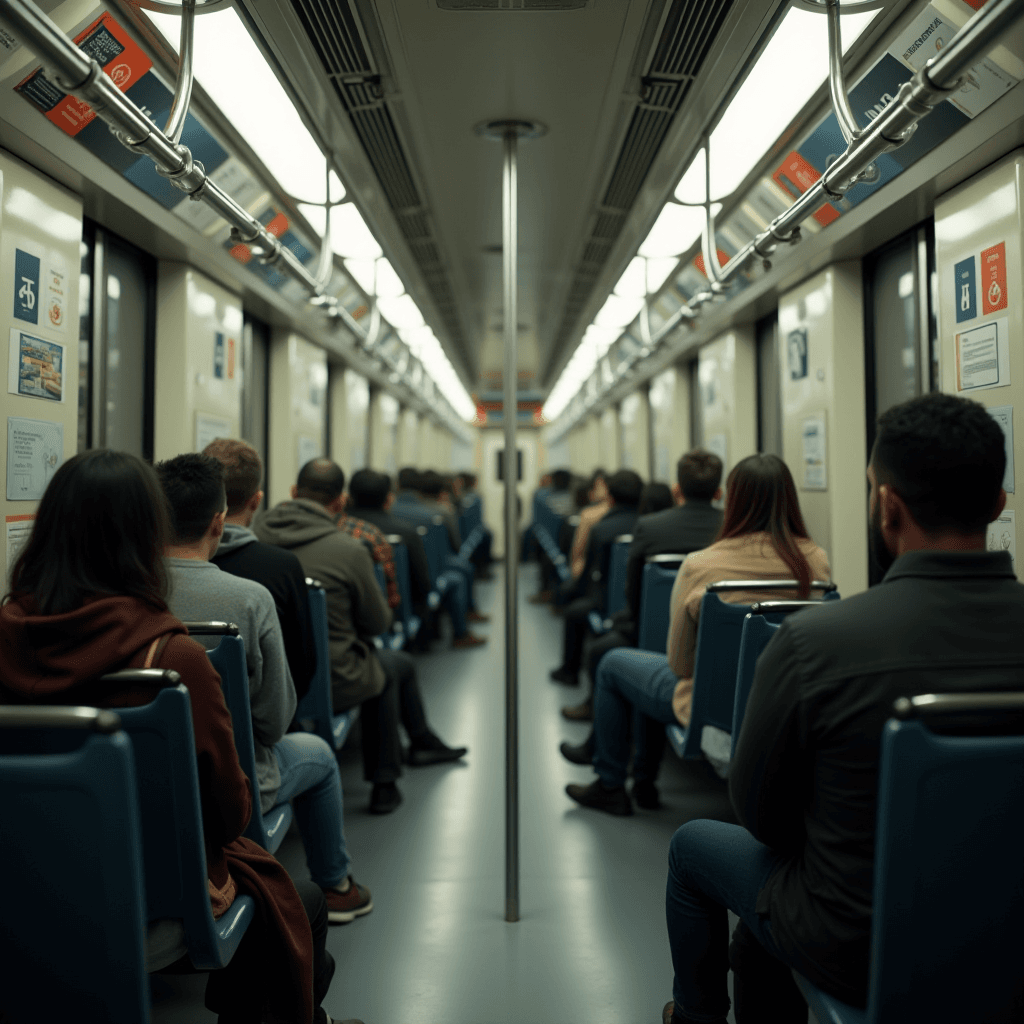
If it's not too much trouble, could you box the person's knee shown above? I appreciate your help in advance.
[668,819,720,879]
[595,647,633,693]
[293,878,327,936]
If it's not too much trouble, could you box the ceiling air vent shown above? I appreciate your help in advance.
[436,1,587,9]
[547,0,733,377]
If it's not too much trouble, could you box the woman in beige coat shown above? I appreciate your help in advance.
[564,453,830,816]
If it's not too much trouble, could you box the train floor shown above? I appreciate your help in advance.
[150,564,744,1024]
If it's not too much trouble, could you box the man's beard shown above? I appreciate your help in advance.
[869,502,897,577]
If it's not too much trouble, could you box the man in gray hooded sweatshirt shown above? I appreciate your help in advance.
[157,453,373,924]
[254,458,468,816]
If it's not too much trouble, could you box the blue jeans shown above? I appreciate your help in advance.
[593,648,679,787]
[667,820,804,1023]
[438,568,469,636]
[444,553,477,610]
[274,733,351,888]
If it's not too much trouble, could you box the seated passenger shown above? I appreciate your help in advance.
[254,458,468,815]
[550,469,644,687]
[333,480,400,611]
[563,453,828,815]
[204,438,317,700]
[0,450,357,1024]
[561,450,723,731]
[569,469,612,580]
[157,454,372,924]
[456,471,494,579]
[530,469,579,604]
[663,393,1023,1024]
[346,469,485,648]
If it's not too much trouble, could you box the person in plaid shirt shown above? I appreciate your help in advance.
[336,511,400,609]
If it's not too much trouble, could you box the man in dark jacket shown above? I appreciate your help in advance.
[255,458,467,815]
[562,450,723,724]
[346,468,485,648]
[663,393,1024,1024]
[204,439,317,700]
[550,469,643,687]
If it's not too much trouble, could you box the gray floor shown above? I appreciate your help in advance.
[151,564,740,1024]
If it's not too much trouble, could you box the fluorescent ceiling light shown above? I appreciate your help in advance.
[674,149,707,204]
[344,257,404,298]
[595,293,645,329]
[148,9,336,203]
[638,203,707,258]
[703,7,877,200]
[646,257,680,294]
[613,257,648,298]
[330,204,383,259]
[377,294,424,330]
[374,259,405,298]
[343,258,376,296]
[583,324,621,357]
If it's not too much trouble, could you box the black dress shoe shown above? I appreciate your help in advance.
[368,782,402,814]
[559,738,594,766]
[561,699,593,721]
[407,734,468,766]
[631,779,661,810]
[565,779,633,816]
[549,665,579,685]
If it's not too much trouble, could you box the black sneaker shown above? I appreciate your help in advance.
[559,739,594,766]
[565,779,633,816]
[368,782,402,814]
[549,665,579,685]
[408,733,468,766]
[632,780,661,810]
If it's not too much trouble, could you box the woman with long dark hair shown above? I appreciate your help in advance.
[0,450,352,1024]
[564,453,830,817]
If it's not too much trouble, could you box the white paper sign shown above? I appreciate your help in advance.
[8,327,66,402]
[6,416,63,500]
[195,412,232,453]
[297,435,320,471]
[6,515,35,580]
[801,413,827,491]
[956,318,1010,392]
[987,508,1015,571]
[988,405,1014,494]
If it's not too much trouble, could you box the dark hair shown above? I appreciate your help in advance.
[156,454,227,545]
[872,393,1005,533]
[458,472,477,488]
[295,458,346,505]
[419,470,446,498]
[349,468,390,510]
[607,469,643,506]
[638,482,674,516]
[717,454,813,597]
[6,450,170,615]
[397,467,421,491]
[203,437,262,515]
[551,469,572,491]
[678,448,723,502]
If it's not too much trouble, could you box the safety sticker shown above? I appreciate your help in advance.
[980,242,1007,315]
[13,249,39,325]
[954,255,977,323]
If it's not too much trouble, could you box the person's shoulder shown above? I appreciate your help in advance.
[161,632,221,677]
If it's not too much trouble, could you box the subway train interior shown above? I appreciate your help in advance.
[1,0,1024,1019]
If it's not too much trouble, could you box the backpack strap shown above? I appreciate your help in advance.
[142,633,174,669]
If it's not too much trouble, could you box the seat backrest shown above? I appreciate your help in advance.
[297,581,336,748]
[730,615,781,757]
[637,562,681,652]
[869,696,1024,1023]
[416,521,448,583]
[112,680,226,969]
[0,706,150,1023]
[604,536,632,617]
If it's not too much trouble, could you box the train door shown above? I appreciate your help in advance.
[79,222,155,458]
[863,222,938,582]
[756,312,783,457]
[241,313,270,505]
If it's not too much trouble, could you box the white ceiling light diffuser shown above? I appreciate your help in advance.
[638,202,707,259]
[376,294,424,330]
[330,204,383,259]
[595,293,645,329]
[613,257,648,298]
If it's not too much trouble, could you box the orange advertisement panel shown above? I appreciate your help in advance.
[15,13,152,137]
[772,150,841,227]
[980,241,1008,315]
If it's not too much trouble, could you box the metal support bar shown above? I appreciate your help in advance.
[700,139,725,293]
[502,127,520,925]
[825,0,862,145]
[163,0,195,144]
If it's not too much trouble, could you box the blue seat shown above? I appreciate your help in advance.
[795,692,1024,1024]
[730,615,781,758]
[113,676,256,971]
[667,580,837,762]
[385,536,421,641]
[0,705,151,1023]
[637,555,688,653]
[297,580,358,752]
[185,623,294,854]
[588,535,634,635]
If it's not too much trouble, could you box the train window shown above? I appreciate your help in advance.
[756,312,783,457]
[688,358,703,449]
[241,313,270,498]
[78,223,155,459]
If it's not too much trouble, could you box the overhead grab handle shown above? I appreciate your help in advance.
[700,140,726,295]
[163,0,196,145]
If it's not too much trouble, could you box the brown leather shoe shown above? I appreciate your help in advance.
[527,590,552,604]
[452,632,487,648]
[467,609,491,623]
[561,699,593,721]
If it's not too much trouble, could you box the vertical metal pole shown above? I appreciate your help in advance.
[502,128,520,924]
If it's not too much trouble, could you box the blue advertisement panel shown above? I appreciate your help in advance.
[13,249,40,325]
